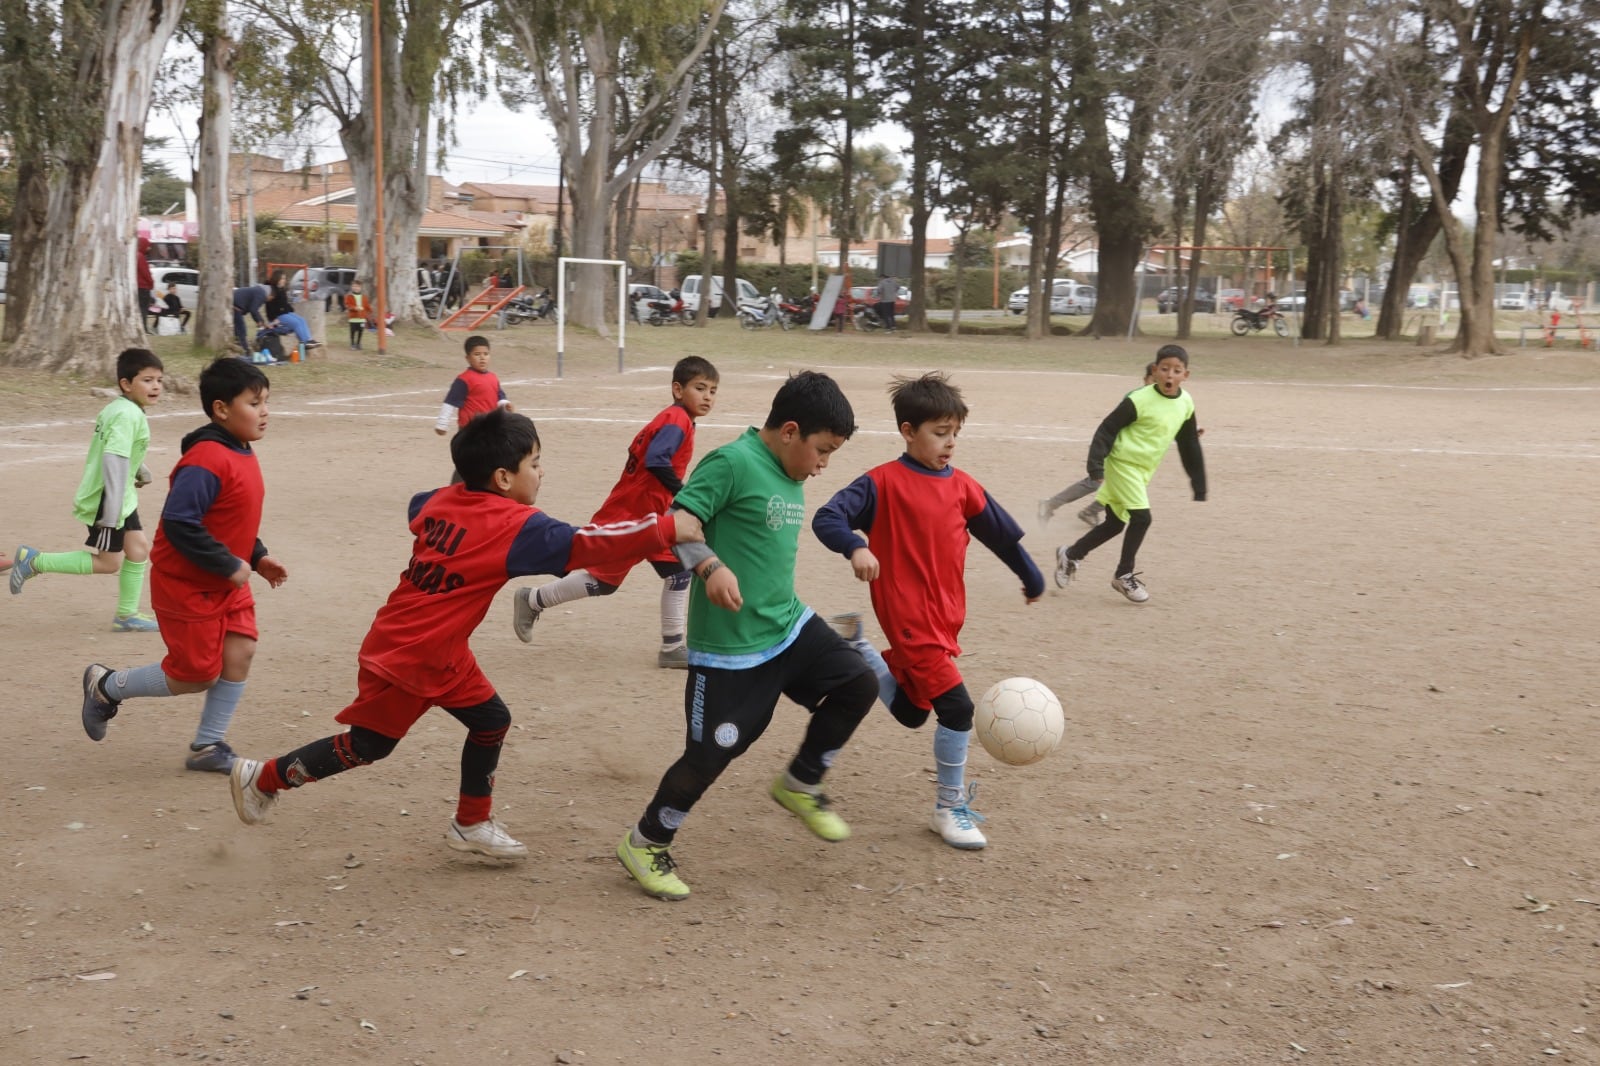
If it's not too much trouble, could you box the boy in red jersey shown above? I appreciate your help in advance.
[813,372,1044,850]
[511,356,718,668]
[225,409,703,859]
[79,358,289,773]
[434,335,511,436]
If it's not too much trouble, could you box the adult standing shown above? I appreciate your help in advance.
[136,236,156,335]
[231,283,270,349]
[875,274,898,332]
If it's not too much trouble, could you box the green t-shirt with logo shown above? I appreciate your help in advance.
[72,396,150,526]
[674,427,809,661]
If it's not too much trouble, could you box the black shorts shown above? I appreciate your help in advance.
[85,505,142,553]
[684,613,871,757]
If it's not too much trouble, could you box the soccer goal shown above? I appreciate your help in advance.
[556,257,629,378]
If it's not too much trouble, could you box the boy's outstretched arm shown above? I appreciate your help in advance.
[968,493,1047,602]
[506,510,691,581]
[1085,398,1137,479]
[1175,417,1207,501]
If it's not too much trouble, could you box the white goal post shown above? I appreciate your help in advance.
[556,257,629,378]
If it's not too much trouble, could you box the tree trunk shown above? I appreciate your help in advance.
[194,22,238,353]
[1,0,186,374]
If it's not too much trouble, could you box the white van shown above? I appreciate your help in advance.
[680,274,760,317]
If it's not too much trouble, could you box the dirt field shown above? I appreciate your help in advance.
[2,322,1597,1065]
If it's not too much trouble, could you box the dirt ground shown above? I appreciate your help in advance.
[2,322,1597,1065]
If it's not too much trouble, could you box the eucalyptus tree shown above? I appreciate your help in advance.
[497,0,725,329]
[0,0,186,372]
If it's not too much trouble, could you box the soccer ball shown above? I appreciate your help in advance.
[973,677,1064,766]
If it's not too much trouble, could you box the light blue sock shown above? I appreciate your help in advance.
[105,663,173,701]
[850,638,899,709]
[193,679,246,747]
[933,725,970,807]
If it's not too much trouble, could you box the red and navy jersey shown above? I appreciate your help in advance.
[587,404,694,580]
[443,368,507,426]
[813,456,1043,656]
[358,484,676,700]
[150,423,267,621]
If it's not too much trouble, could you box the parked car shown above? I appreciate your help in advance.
[1275,291,1308,312]
[848,286,909,314]
[287,266,359,310]
[1006,278,1077,315]
[1217,288,1247,310]
[1156,287,1217,313]
[149,266,200,311]
[680,274,761,317]
[1499,291,1528,310]
[1053,283,1096,315]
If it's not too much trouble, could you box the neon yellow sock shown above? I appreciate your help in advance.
[35,550,94,576]
[116,559,148,617]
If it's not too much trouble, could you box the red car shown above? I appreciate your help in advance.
[850,286,910,315]
[1217,288,1247,311]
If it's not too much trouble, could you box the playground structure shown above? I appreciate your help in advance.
[1520,301,1592,348]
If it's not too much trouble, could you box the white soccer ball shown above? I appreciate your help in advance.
[974,677,1064,766]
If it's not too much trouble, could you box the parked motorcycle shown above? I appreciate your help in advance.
[1230,306,1288,337]
[737,289,785,330]
[852,300,886,332]
[504,288,556,325]
[779,293,816,328]
[633,289,685,326]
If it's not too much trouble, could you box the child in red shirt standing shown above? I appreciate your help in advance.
[226,409,703,859]
[813,372,1044,850]
[511,356,718,668]
[79,358,289,772]
[435,335,511,435]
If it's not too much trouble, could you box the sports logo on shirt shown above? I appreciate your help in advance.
[766,495,804,531]
[766,495,786,530]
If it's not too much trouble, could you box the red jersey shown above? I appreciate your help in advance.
[587,403,694,582]
[443,368,507,427]
[150,426,266,621]
[357,484,676,702]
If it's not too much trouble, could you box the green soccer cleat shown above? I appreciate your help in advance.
[616,830,690,901]
[769,776,851,842]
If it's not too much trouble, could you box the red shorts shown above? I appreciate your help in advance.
[335,664,495,740]
[158,603,259,683]
[884,644,964,711]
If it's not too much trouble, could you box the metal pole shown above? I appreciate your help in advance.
[556,257,565,378]
[370,0,388,355]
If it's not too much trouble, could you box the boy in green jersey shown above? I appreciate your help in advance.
[1053,345,1206,603]
[616,371,879,901]
[10,349,165,631]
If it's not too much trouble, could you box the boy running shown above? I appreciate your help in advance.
[11,348,165,632]
[1054,344,1206,603]
[78,358,288,772]
[616,371,878,901]
[813,372,1044,850]
[227,409,703,858]
[1037,361,1158,531]
[511,356,718,668]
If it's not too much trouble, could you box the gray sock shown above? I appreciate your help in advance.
[105,663,173,701]
[193,679,246,747]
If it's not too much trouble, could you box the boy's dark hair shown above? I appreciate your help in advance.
[1154,344,1189,366]
[117,348,163,384]
[464,335,490,355]
[763,370,855,439]
[199,357,268,414]
[889,371,967,428]
[673,356,719,387]
[451,408,540,490]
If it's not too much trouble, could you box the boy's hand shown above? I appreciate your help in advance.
[671,511,705,544]
[134,463,153,488]
[434,427,448,436]
[701,563,742,611]
[255,556,289,588]
[849,547,879,582]
[1024,589,1042,604]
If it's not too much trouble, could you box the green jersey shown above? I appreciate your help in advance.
[72,396,150,527]
[674,427,810,663]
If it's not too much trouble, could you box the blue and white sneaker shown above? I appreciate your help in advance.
[185,741,236,773]
[111,613,160,633]
[9,545,40,595]
[930,785,988,850]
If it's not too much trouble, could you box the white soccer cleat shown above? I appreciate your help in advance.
[930,792,988,851]
[1111,571,1150,603]
[511,587,542,644]
[229,757,278,825]
[446,818,528,859]
[1053,547,1079,589]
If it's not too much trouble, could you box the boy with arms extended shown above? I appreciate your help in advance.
[12,349,165,632]
[79,358,288,771]
[616,371,879,901]
[512,356,718,668]
[1054,344,1206,603]
[813,372,1044,850]
[228,409,703,858]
